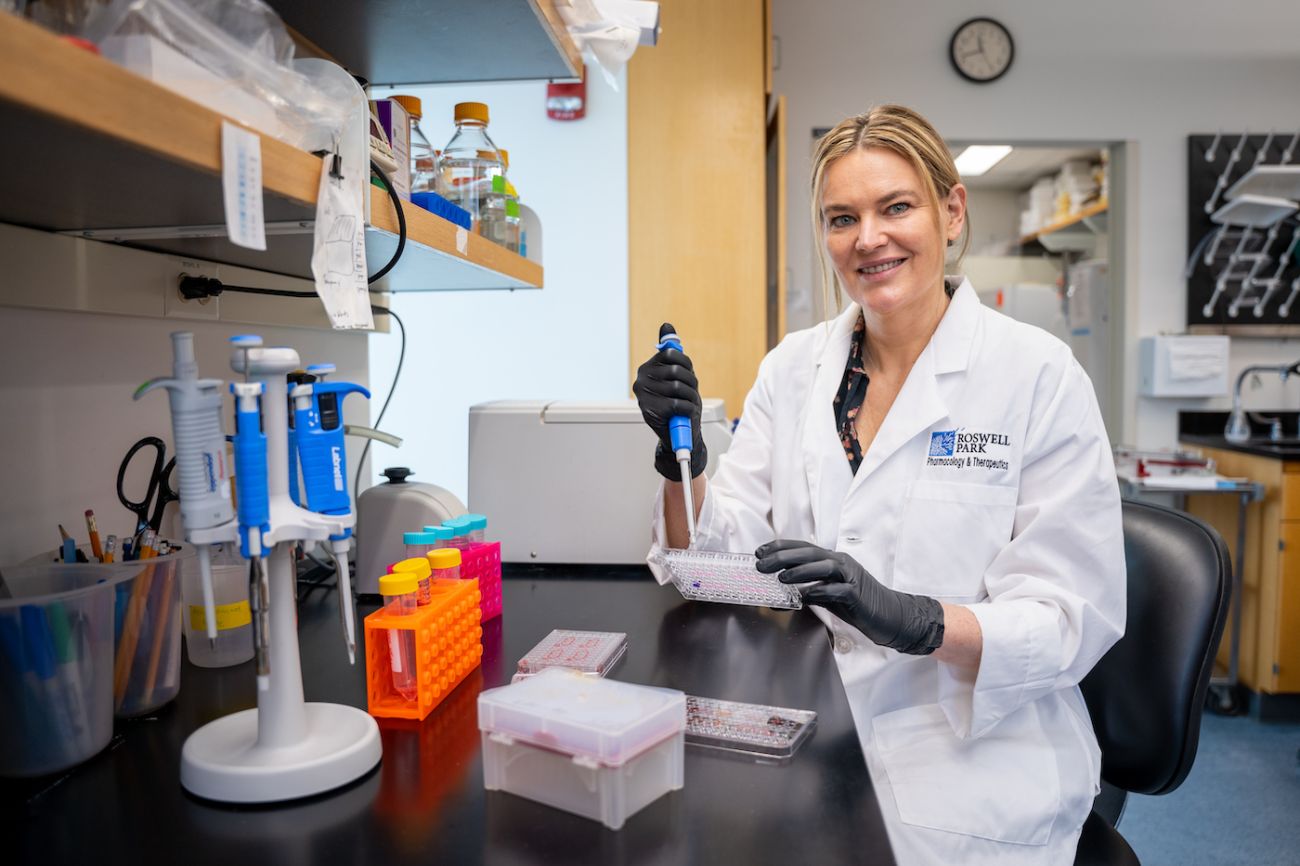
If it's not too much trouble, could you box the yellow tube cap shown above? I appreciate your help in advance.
[392,557,432,579]
[378,573,418,596]
[428,548,462,569]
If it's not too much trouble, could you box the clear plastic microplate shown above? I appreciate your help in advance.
[656,549,803,610]
[685,695,817,760]
[513,629,628,682]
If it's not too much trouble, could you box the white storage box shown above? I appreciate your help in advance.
[478,669,685,829]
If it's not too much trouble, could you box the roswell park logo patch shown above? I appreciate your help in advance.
[927,428,1011,470]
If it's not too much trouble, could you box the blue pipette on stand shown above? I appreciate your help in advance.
[290,363,370,665]
[230,335,272,691]
[656,324,697,546]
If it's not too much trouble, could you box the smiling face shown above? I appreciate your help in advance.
[820,146,966,319]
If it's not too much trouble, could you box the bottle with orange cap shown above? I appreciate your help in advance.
[438,101,504,234]
[391,95,439,196]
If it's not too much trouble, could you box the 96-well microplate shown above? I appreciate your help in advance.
[658,550,802,610]
[685,695,817,759]
[513,629,628,681]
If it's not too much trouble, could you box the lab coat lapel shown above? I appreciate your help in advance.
[801,304,860,547]
[851,278,980,486]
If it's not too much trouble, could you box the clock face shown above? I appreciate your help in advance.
[950,18,1014,83]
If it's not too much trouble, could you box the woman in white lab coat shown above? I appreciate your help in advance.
[634,105,1125,865]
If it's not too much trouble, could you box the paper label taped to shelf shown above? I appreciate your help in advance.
[221,121,266,251]
[312,154,373,330]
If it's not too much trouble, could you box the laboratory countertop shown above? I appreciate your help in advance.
[1180,411,1300,461]
[3,566,895,866]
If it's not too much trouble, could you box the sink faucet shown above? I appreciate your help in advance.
[1225,362,1300,443]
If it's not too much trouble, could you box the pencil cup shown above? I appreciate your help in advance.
[180,555,253,668]
[0,552,133,776]
[111,544,191,717]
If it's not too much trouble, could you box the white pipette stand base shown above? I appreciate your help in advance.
[180,702,380,803]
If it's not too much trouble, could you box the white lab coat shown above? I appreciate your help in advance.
[649,278,1125,865]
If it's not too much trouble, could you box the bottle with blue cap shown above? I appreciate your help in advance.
[443,516,474,550]
[421,525,455,549]
[463,513,488,544]
[403,530,440,561]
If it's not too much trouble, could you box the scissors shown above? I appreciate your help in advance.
[116,436,179,535]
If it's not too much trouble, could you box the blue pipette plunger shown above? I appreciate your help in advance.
[656,325,697,546]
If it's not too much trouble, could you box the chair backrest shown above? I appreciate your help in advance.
[1079,499,1231,796]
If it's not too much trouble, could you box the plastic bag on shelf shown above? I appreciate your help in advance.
[81,0,346,151]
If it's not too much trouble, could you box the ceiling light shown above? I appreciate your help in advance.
[954,145,1013,177]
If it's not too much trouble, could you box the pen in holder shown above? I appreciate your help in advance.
[0,543,192,778]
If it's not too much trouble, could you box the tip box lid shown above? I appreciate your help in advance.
[478,668,685,766]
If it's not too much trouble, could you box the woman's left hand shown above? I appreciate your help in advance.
[755,540,946,655]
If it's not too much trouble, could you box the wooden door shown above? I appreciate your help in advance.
[627,0,767,418]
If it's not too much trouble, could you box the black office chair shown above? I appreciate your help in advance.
[1073,500,1232,866]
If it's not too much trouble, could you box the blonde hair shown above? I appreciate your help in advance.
[811,104,969,319]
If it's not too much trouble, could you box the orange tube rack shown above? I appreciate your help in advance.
[364,578,484,721]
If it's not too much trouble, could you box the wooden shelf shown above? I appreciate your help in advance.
[1019,200,1109,247]
[269,0,582,86]
[0,12,541,303]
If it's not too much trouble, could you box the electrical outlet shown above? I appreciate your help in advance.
[166,259,221,320]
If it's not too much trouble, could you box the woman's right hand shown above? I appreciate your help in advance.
[633,322,708,480]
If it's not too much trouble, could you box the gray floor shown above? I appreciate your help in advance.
[1119,711,1300,865]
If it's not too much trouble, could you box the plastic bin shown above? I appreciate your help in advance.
[180,551,253,668]
[478,669,686,829]
[0,542,191,776]
[482,727,683,831]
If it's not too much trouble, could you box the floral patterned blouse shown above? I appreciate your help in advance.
[833,280,959,474]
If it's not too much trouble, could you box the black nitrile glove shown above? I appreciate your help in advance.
[755,540,945,655]
[633,322,709,480]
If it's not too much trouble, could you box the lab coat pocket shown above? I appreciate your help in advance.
[872,702,1059,846]
[892,481,1017,600]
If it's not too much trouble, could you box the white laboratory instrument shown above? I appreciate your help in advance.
[976,282,1069,342]
[468,399,732,564]
[354,467,466,594]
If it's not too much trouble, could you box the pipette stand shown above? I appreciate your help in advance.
[180,345,381,803]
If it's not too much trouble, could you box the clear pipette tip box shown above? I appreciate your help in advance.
[512,629,628,683]
[655,549,803,610]
[685,695,817,760]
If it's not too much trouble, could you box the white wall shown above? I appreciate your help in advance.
[366,72,629,502]
[773,0,1300,446]
[964,188,1021,256]
[0,308,368,564]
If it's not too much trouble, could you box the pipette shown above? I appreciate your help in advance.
[291,363,371,665]
[231,335,272,691]
[656,324,697,546]
[135,332,234,649]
